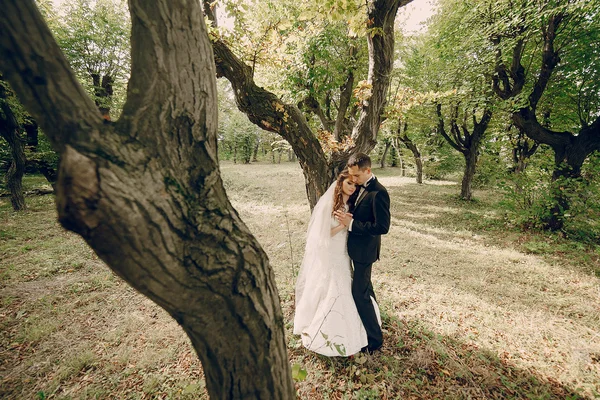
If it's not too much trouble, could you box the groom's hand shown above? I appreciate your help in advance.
[334,211,353,226]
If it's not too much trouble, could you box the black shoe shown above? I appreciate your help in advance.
[360,344,382,354]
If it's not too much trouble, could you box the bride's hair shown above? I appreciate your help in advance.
[332,169,353,215]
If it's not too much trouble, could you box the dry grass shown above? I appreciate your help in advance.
[1,161,599,399]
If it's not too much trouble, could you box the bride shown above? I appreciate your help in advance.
[294,170,371,356]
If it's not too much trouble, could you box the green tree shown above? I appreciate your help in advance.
[285,22,367,141]
[220,112,259,164]
[54,0,130,120]
[217,79,262,163]
[0,0,294,397]
[383,81,430,183]
[394,0,496,199]
[207,0,414,208]
[486,0,600,230]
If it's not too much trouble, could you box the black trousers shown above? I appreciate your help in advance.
[351,261,383,349]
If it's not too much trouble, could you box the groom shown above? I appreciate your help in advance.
[335,153,391,353]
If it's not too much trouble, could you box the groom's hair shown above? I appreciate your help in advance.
[347,153,371,170]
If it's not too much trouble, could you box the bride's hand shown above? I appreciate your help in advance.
[334,210,352,226]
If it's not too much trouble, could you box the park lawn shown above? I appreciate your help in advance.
[1,161,599,399]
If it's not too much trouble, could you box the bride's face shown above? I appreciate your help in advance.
[342,178,356,196]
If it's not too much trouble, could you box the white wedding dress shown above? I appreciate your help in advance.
[293,183,371,357]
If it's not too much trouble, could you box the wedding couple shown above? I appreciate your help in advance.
[293,153,391,357]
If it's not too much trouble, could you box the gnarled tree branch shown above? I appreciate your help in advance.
[206,0,411,206]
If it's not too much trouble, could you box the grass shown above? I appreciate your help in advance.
[377,171,600,277]
[1,162,599,399]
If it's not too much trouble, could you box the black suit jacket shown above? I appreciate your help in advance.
[347,177,391,264]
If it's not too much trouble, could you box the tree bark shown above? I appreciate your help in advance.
[351,0,411,152]
[1,133,27,211]
[461,145,478,201]
[0,81,26,210]
[0,1,294,398]
[415,154,423,184]
[333,46,356,140]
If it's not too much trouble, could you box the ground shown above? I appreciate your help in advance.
[1,161,599,399]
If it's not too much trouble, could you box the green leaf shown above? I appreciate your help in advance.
[334,343,346,356]
[291,363,307,382]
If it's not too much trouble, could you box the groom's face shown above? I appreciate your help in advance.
[348,165,371,185]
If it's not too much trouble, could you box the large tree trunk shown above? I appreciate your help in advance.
[0,82,26,210]
[0,1,294,398]
[545,161,577,231]
[351,0,408,153]
[542,147,587,231]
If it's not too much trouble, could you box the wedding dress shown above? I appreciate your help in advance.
[293,183,371,357]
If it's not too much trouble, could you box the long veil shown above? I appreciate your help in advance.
[293,182,337,334]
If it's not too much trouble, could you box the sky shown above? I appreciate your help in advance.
[51,0,437,34]
[397,0,437,34]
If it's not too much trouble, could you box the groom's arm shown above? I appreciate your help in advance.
[350,191,391,235]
